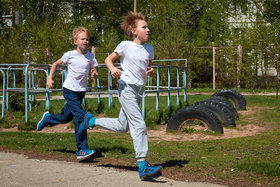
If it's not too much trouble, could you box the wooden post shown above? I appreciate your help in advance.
[213,47,216,90]
[23,49,27,63]
[134,0,137,12]
[46,48,51,62]
[277,62,279,100]
[237,44,242,89]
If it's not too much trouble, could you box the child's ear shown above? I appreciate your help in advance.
[131,28,137,36]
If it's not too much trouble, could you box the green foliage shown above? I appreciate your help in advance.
[9,93,25,111]
[144,109,160,129]
[2,0,280,89]
[104,102,120,118]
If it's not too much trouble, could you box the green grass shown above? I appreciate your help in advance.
[236,160,280,177]
[1,93,280,185]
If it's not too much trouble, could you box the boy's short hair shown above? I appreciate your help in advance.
[72,27,90,41]
[120,12,148,40]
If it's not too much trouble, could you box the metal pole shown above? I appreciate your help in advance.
[168,66,171,107]
[176,67,180,106]
[156,65,160,112]
[184,59,187,102]
[24,64,29,123]
[213,47,216,90]
[0,70,5,119]
[142,90,145,118]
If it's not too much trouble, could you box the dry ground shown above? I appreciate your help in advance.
[0,106,267,141]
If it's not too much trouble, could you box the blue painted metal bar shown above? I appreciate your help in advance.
[177,67,180,105]
[28,71,32,111]
[46,66,50,110]
[13,70,16,88]
[156,65,160,111]
[184,59,188,102]
[0,69,5,119]
[142,90,146,118]
[168,66,171,107]
[24,64,29,123]
[108,69,112,108]
[5,66,11,110]
[96,66,101,104]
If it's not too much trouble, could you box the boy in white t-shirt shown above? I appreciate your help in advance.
[79,12,162,179]
[37,27,98,160]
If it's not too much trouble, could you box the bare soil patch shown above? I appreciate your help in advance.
[0,107,268,141]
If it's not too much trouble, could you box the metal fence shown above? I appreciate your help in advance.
[0,59,188,122]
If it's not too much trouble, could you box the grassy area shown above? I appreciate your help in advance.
[1,94,280,186]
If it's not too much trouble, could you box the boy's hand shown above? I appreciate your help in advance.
[47,79,54,88]
[146,66,154,77]
[111,68,122,79]
[91,68,99,79]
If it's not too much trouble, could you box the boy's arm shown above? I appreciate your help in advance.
[146,60,155,77]
[47,59,63,88]
[104,52,122,79]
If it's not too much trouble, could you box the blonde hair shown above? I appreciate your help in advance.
[72,27,90,41]
[120,12,148,40]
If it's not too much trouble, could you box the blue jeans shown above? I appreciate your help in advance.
[45,88,88,151]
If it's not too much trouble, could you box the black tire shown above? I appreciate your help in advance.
[208,96,239,119]
[192,100,236,127]
[213,89,246,110]
[167,106,223,133]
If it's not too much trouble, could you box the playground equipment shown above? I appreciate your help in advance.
[0,64,66,122]
[167,89,246,133]
[0,59,188,122]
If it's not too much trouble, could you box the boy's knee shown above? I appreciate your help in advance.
[119,126,129,133]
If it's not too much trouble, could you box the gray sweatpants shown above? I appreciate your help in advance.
[95,82,148,160]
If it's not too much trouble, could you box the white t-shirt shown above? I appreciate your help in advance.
[61,50,98,91]
[114,41,154,86]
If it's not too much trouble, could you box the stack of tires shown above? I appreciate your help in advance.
[167,89,246,134]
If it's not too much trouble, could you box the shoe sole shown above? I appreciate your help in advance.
[140,166,163,179]
[77,150,95,160]
[37,112,49,131]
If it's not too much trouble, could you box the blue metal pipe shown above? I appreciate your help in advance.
[0,69,5,119]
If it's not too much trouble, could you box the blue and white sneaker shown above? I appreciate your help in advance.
[76,149,95,160]
[139,161,162,179]
[79,112,96,134]
[37,112,51,131]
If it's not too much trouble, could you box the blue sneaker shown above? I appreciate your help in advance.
[76,149,95,160]
[37,112,51,131]
[139,161,162,179]
[79,112,95,134]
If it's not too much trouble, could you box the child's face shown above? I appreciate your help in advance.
[74,32,89,54]
[132,20,150,43]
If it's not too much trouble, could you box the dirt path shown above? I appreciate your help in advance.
[0,152,227,187]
